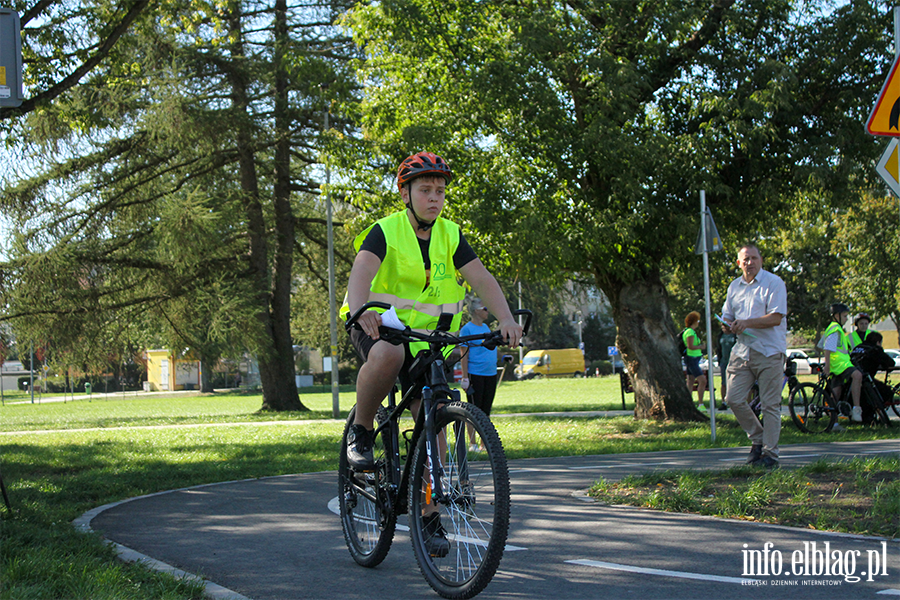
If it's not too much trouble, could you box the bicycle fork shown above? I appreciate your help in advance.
[421,385,471,508]
[422,386,447,506]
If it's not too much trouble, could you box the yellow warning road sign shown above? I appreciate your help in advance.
[867,54,900,136]
[876,138,900,196]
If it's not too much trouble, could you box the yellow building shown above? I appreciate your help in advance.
[144,349,201,391]
[872,318,898,350]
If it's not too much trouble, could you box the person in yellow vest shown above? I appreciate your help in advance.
[341,151,522,473]
[682,311,707,410]
[820,303,863,422]
[850,312,872,348]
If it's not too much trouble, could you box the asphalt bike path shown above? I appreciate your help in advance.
[84,439,900,600]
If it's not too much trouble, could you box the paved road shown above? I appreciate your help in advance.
[83,439,900,600]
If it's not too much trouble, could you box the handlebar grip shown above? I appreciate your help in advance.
[344,301,393,332]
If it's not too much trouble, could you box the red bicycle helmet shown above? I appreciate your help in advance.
[396,152,453,190]
[854,312,871,325]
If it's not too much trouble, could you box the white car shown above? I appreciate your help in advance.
[698,357,720,375]
[883,349,900,370]
[785,349,822,375]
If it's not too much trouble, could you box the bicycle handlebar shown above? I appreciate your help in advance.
[344,301,532,348]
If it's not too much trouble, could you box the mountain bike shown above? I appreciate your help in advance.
[338,301,532,599]
[788,365,892,433]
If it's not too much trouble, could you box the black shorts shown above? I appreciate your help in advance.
[349,327,422,398]
[835,366,861,386]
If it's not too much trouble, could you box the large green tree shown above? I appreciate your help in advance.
[835,193,900,341]
[340,0,889,419]
[0,0,359,410]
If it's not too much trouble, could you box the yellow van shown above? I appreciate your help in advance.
[515,349,585,379]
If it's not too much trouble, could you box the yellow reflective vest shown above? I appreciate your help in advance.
[850,330,871,349]
[341,211,467,340]
[824,321,852,375]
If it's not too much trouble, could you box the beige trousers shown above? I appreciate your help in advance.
[724,349,784,459]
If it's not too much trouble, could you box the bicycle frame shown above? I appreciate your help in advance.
[365,352,458,517]
[345,302,532,521]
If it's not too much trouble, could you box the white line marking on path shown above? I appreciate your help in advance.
[566,559,758,584]
[567,461,682,471]
[877,590,900,595]
[326,497,527,551]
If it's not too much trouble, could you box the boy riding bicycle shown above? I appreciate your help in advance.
[820,303,864,422]
[340,152,522,552]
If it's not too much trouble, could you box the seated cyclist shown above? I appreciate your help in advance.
[850,330,895,406]
[819,303,863,422]
[340,152,522,552]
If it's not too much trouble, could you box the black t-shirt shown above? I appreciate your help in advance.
[358,223,478,272]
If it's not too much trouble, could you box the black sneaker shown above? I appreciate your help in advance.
[346,424,375,471]
[422,512,450,558]
[750,455,779,469]
[745,444,763,464]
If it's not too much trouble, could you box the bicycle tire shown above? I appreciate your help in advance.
[788,382,836,434]
[862,382,892,428]
[408,402,509,599]
[339,407,397,567]
[891,383,900,419]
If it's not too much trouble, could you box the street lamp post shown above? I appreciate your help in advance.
[323,96,340,419]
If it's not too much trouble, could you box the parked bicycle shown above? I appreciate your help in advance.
[788,359,893,433]
[339,301,532,599]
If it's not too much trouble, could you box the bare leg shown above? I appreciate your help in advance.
[353,341,404,429]
[850,370,862,408]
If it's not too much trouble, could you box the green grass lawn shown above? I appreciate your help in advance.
[0,376,636,431]
[589,456,900,539]
[0,377,896,599]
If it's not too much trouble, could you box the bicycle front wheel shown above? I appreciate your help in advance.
[338,408,397,567]
[409,402,510,599]
[789,383,836,434]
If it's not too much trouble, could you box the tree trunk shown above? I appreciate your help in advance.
[198,356,218,394]
[200,362,213,393]
[602,268,705,421]
[227,3,306,412]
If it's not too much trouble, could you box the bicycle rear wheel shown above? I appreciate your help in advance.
[891,383,900,418]
[338,408,397,567]
[409,401,509,599]
[788,382,836,433]
[862,382,892,427]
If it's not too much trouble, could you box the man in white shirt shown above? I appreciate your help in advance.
[721,244,788,468]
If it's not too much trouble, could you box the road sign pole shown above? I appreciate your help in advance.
[894,6,900,57]
[700,191,716,443]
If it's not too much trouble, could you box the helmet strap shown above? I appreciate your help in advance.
[406,203,435,231]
